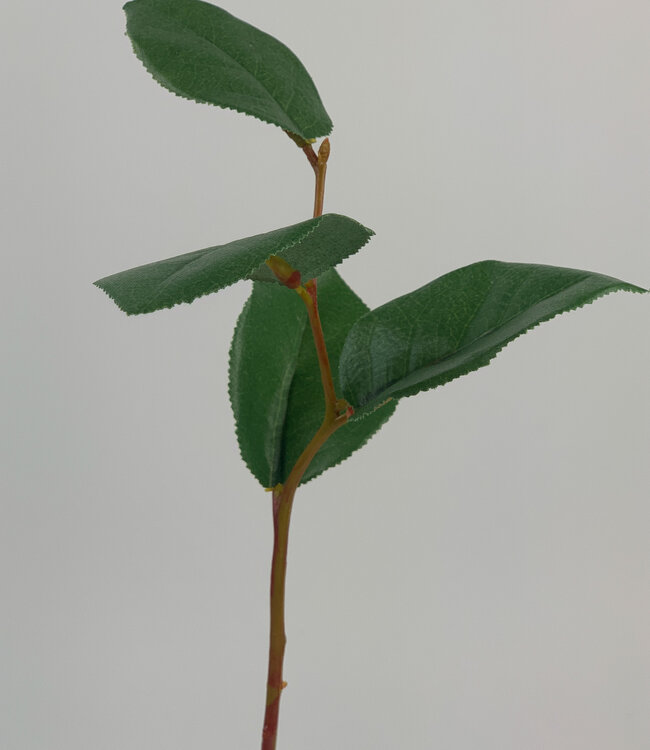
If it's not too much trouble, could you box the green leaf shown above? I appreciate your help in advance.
[339,260,646,417]
[229,270,397,487]
[124,0,332,140]
[94,214,373,315]
[281,271,398,484]
[228,282,307,488]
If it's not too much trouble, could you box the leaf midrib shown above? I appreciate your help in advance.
[137,220,322,312]
[359,276,613,405]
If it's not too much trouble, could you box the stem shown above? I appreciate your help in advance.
[296,282,338,419]
[302,143,318,172]
[261,136,344,750]
[261,485,291,750]
[261,411,349,750]
[294,137,330,217]
[313,138,329,219]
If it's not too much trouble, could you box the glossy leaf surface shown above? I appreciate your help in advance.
[229,271,397,487]
[94,214,372,315]
[124,0,332,140]
[340,260,646,417]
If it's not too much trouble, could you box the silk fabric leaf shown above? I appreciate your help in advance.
[228,270,397,487]
[228,283,306,488]
[94,214,373,315]
[280,270,398,484]
[339,260,646,417]
[124,0,332,140]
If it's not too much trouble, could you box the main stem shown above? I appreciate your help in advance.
[261,413,347,750]
[261,138,344,750]
[261,485,292,750]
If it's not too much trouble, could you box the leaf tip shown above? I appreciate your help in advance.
[93,278,133,316]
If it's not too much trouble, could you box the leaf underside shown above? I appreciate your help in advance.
[124,0,332,140]
[94,214,373,315]
[340,260,646,418]
[229,270,397,487]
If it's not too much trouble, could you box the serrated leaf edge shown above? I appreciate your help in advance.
[124,4,332,140]
[227,285,309,488]
[347,283,647,419]
[93,214,348,316]
[228,270,399,486]
[289,271,398,483]
[227,292,255,475]
[299,398,398,484]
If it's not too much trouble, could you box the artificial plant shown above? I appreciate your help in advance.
[95,1,646,747]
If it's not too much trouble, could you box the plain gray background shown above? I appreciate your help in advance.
[2,0,648,748]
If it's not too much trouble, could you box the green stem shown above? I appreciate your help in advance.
[260,137,348,750]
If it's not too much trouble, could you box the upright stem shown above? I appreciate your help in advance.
[313,138,329,219]
[261,485,292,750]
[296,137,330,219]
[260,137,347,750]
[261,411,348,750]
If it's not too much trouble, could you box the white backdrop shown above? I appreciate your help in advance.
[2,1,649,748]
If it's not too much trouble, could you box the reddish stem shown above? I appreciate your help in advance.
[260,136,342,750]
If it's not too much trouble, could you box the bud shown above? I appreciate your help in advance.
[265,255,302,289]
[317,137,330,166]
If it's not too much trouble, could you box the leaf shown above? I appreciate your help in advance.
[229,270,397,487]
[124,0,332,140]
[94,214,373,315]
[339,260,646,417]
[228,282,307,488]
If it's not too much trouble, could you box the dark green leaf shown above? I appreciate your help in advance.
[339,260,646,417]
[229,270,397,487]
[228,283,307,487]
[94,214,373,315]
[124,0,332,140]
